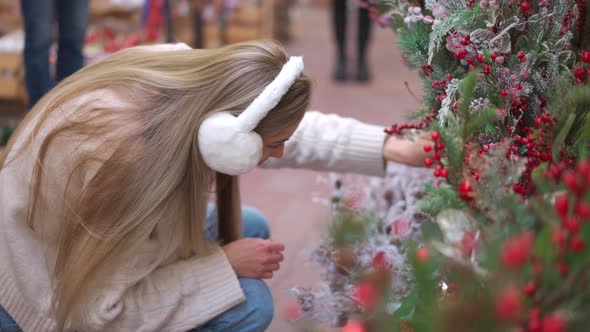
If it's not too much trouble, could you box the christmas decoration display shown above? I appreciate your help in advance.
[290,0,590,331]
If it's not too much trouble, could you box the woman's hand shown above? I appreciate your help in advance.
[222,238,285,279]
[383,133,435,167]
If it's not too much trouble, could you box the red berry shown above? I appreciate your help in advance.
[483,64,491,75]
[343,320,368,332]
[372,251,391,270]
[461,38,469,46]
[518,51,526,60]
[424,158,433,167]
[434,170,441,177]
[495,286,522,321]
[459,179,472,193]
[491,52,498,60]
[416,247,429,262]
[501,89,508,97]
[570,236,585,253]
[577,159,590,178]
[433,153,442,160]
[432,131,440,140]
[582,51,590,63]
[574,67,587,81]
[563,216,581,234]
[523,280,537,297]
[541,314,566,332]
[563,170,582,194]
[352,281,379,310]
[476,54,484,62]
[501,232,533,268]
[555,194,569,217]
[424,145,433,152]
[575,201,590,219]
[441,169,449,178]
[435,142,445,150]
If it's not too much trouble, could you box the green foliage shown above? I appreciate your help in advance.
[427,7,485,63]
[419,183,465,216]
[398,22,432,67]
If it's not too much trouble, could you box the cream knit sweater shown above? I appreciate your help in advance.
[0,90,387,331]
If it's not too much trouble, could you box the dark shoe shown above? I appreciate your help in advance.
[333,59,347,82]
[356,60,371,82]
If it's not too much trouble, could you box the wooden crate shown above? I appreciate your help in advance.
[0,52,25,101]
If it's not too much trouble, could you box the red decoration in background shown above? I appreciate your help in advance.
[145,0,164,42]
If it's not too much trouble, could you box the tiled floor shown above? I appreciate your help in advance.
[240,4,423,331]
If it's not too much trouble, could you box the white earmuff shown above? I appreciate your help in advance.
[198,56,304,175]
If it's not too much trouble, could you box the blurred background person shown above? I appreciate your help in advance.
[332,0,372,82]
[20,0,89,109]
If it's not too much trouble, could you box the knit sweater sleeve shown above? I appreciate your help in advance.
[261,111,388,177]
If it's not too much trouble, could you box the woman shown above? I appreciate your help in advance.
[0,40,430,332]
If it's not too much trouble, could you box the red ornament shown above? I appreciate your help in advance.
[282,301,304,321]
[523,280,537,297]
[343,320,368,332]
[541,314,566,332]
[372,251,392,270]
[574,66,587,81]
[495,286,522,321]
[570,236,585,252]
[352,281,379,310]
[459,179,474,201]
[501,232,533,268]
[563,216,581,234]
[416,247,430,262]
[576,201,590,219]
[577,159,590,178]
[432,131,440,140]
[555,194,569,217]
[563,170,582,195]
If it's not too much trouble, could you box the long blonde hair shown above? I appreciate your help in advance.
[0,40,310,330]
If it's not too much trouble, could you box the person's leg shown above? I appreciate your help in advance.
[193,277,274,332]
[0,306,22,332]
[55,0,88,82]
[195,205,273,332]
[332,0,347,81]
[20,0,54,109]
[241,206,270,239]
[356,5,372,82]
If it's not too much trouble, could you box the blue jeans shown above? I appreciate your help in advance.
[194,205,274,332]
[0,205,274,332]
[20,0,88,109]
